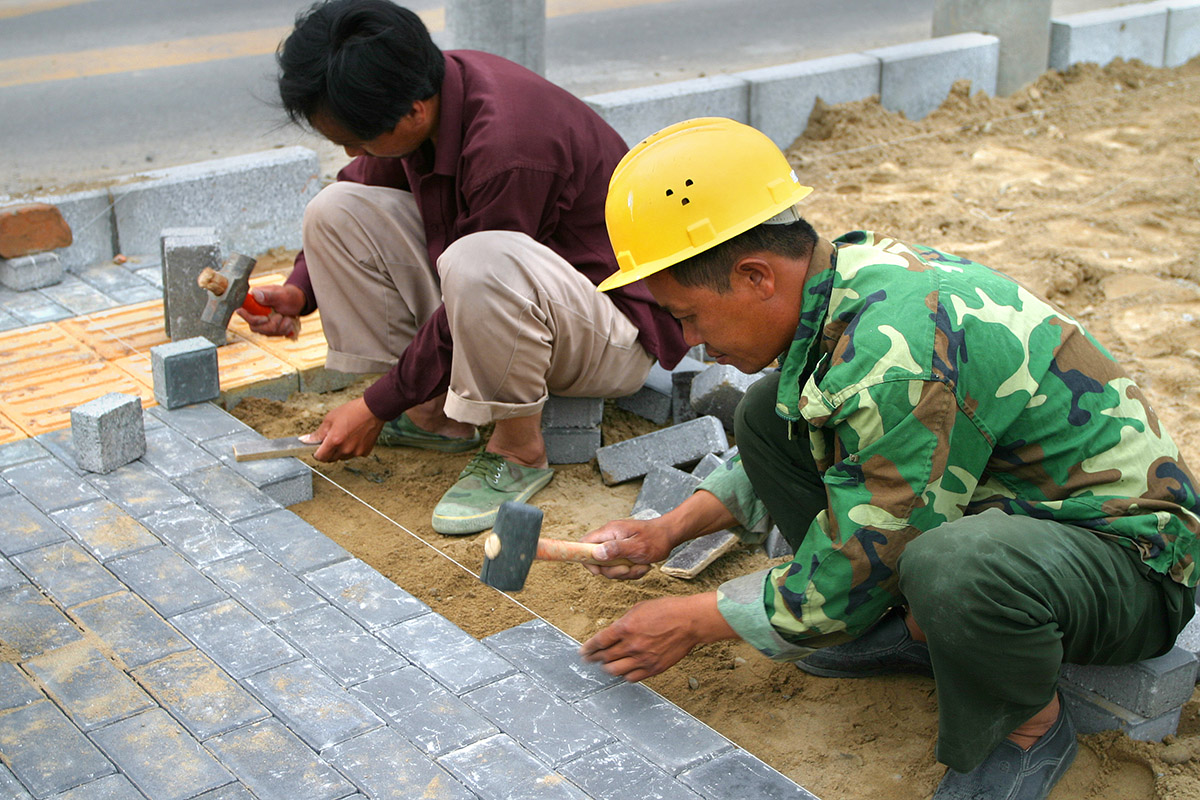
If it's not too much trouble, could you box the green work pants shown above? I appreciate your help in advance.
[735,372,1195,772]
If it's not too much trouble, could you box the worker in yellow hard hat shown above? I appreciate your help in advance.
[580,117,1199,800]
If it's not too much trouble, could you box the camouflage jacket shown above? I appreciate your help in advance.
[706,232,1200,661]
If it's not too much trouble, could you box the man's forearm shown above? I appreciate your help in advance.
[655,490,738,549]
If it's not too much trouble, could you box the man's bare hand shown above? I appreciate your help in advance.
[311,397,387,462]
[579,593,736,682]
[581,518,677,580]
[235,284,306,340]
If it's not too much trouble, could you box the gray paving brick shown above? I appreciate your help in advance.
[206,719,355,800]
[132,649,269,740]
[596,416,728,485]
[26,644,155,732]
[326,727,476,800]
[83,461,191,519]
[352,666,497,757]
[146,403,250,443]
[70,591,190,669]
[483,620,620,701]
[0,252,63,291]
[576,682,732,775]
[1,290,72,324]
[0,308,22,334]
[380,614,516,695]
[73,263,157,302]
[50,500,158,562]
[202,432,313,507]
[46,773,145,800]
[689,365,768,430]
[541,396,604,429]
[0,489,61,558]
[543,427,602,465]
[170,599,298,679]
[1060,647,1199,720]
[244,659,383,751]
[0,477,12,497]
[176,465,282,524]
[36,275,117,316]
[70,393,145,475]
[190,784,256,800]
[152,337,221,409]
[558,741,703,800]
[0,584,82,659]
[2,457,101,513]
[632,465,701,517]
[0,438,49,469]
[233,510,349,574]
[141,504,251,567]
[439,734,585,800]
[1062,682,1184,740]
[107,546,226,618]
[0,554,27,591]
[275,605,406,687]
[0,662,44,710]
[616,384,672,425]
[33,429,83,474]
[141,424,220,479]
[11,541,124,608]
[0,701,115,798]
[205,550,324,622]
[464,673,612,767]
[677,749,816,799]
[303,558,430,630]
[90,708,231,800]
[0,766,33,800]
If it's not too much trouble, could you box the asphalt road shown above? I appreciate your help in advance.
[0,0,1133,197]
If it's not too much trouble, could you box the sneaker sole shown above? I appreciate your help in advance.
[431,471,555,535]
[795,660,934,679]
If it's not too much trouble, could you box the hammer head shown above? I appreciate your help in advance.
[480,501,543,591]
[199,253,257,326]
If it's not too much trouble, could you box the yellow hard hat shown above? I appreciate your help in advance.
[599,117,813,292]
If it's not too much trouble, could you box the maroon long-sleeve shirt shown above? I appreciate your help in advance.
[286,50,687,420]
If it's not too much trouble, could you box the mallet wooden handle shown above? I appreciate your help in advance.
[484,533,635,566]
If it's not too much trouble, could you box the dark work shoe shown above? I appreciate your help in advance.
[934,704,1078,800]
[795,608,933,678]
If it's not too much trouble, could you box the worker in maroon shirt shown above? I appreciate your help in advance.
[241,0,687,534]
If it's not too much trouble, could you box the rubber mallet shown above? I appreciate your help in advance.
[480,501,635,592]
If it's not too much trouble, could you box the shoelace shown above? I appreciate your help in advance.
[457,450,506,481]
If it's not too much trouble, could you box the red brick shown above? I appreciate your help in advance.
[0,203,73,259]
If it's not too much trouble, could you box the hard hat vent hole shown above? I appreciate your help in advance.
[665,189,674,197]
[681,198,690,206]
[685,179,694,186]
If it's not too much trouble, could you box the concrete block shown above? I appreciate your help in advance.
[764,526,794,558]
[176,464,282,524]
[108,545,227,618]
[1049,5,1168,70]
[274,605,406,687]
[559,741,703,800]
[83,461,192,519]
[0,585,82,659]
[0,701,115,798]
[541,394,603,428]
[0,662,44,710]
[690,365,768,431]
[303,557,430,631]
[112,147,320,259]
[678,749,817,799]
[1060,647,1198,719]
[1061,683,1183,741]
[205,550,324,623]
[439,733,585,800]
[50,499,158,562]
[0,201,73,259]
[72,261,158,304]
[325,726,476,800]
[147,400,251,442]
[544,425,602,464]
[933,0,1052,95]
[632,464,701,517]
[49,774,145,800]
[0,556,28,592]
[0,251,64,291]
[0,492,69,557]
[69,591,191,668]
[738,54,881,149]
[379,612,517,695]
[132,649,270,739]
[0,438,51,469]
[616,384,672,425]
[1173,606,1200,661]
[233,509,348,574]
[141,424,221,478]
[71,392,145,474]
[27,187,115,272]
[11,541,123,608]
[205,719,355,800]
[1162,0,1200,66]
[171,599,299,679]
[244,659,383,751]
[142,503,252,566]
[203,432,313,507]
[447,0,545,74]
[353,667,497,756]
[864,33,1000,120]
[484,619,621,701]
[576,681,732,775]
[597,415,728,485]
[152,336,220,409]
[160,227,222,342]
[25,644,155,731]
[691,453,724,480]
[3,456,102,513]
[37,274,118,315]
[586,75,750,148]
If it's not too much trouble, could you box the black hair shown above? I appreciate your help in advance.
[670,217,818,292]
[277,0,445,140]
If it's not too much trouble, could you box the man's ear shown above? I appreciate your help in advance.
[732,256,776,299]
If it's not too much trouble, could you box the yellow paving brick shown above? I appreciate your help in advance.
[0,360,154,436]
[0,323,103,382]
[56,300,169,360]
[228,310,329,372]
[111,338,300,406]
[0,411,24,444]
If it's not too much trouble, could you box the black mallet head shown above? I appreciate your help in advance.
[480,501,543,592]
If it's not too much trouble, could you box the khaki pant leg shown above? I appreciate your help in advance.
[301,182,442,374]
[438,231,655,425]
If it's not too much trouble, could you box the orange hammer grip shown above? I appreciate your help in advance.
[242,293,271,316]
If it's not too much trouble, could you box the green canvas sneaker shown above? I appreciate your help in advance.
[431,450,554,534]
[376,412,480,453]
